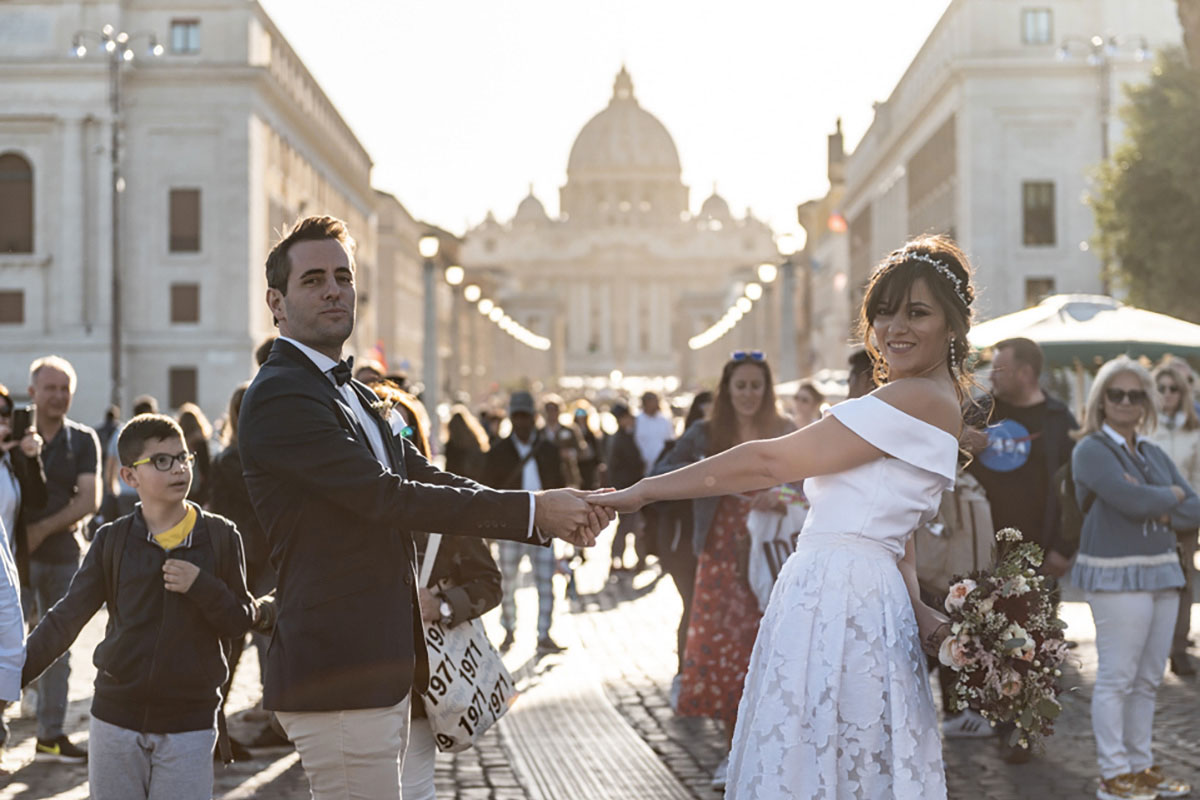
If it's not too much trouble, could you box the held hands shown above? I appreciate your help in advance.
[163,559,200,594]
[534,488,617,547]
[584,483,647,515]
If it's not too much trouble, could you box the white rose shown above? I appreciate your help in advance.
[944,579,978,612]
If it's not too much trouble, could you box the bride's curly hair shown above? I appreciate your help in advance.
[856,234,977,402]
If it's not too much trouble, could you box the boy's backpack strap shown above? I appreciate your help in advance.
[101,515,136,623]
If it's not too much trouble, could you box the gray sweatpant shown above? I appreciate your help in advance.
[88,716,216,800]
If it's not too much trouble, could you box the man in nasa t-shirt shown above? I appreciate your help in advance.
[968,338,1078,576]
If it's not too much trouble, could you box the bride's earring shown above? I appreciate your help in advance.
[948,338,960,380]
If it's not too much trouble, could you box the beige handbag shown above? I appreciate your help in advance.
[417,534,518,752]
[914,471,995,597]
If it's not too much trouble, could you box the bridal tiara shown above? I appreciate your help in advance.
[884,251,971,307]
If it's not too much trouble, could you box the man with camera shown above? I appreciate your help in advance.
[21,356,100,763]
[0,384,44,751]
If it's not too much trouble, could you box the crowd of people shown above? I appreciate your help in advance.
[0,218,1197,800]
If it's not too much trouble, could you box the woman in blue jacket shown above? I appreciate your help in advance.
[1070,356,1200,800]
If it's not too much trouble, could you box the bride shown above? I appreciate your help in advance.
[591,235,976,799]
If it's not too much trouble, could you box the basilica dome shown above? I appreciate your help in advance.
[566,67,681,176]
[513,187,550,225]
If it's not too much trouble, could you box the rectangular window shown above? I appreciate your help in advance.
[1022,181,1056,246]
[170,20,201,54]
[170,283,199,323]
[1025,277,1056,307]
[1021,8,1052,45]
[168,367,197,410]
[169,188,201,252]
[0,290,23,324]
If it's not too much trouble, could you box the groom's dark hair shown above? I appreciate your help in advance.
[265,215,356,294]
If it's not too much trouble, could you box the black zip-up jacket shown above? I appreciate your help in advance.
[22,505,255,733]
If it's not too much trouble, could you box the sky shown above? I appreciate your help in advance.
[257,0,954,240]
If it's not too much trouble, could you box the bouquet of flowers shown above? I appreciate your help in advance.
[937,527,1069,751]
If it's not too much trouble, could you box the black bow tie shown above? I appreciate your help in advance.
[330,357,354,387]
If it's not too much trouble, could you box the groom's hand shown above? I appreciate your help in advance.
[534,488,615,547]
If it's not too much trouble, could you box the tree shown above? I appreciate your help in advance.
[1092,48,1200,322]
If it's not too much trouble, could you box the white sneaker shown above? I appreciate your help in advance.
[942,709,995,738]
[711,755,729,789]
[18,688,37,720]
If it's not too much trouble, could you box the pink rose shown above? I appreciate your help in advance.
[938,633,975,669]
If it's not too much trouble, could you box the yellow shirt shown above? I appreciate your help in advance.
[154,505,197,551]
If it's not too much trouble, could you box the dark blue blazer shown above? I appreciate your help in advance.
[239,340,537,712]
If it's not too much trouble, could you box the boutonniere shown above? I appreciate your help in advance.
[369,397,395,420]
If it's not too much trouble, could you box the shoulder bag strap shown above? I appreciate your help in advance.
[419,533,443,588]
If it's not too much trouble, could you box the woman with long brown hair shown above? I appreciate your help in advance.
[595,235,977,798]
[649,351,793,788]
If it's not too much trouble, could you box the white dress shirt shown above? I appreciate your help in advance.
[513,434,543,492]
[278,336,390,468]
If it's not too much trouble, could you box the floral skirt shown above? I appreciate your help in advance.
[726,532,946,799]
[676,494,762,730]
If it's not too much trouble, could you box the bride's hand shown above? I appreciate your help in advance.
[916,604,951,658]
[585,484,646,514]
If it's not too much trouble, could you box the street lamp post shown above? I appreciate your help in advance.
[1057,34,1149,160]
[1057,33,1148,293]
[419,234,440,425]
[463,283,482,400]
[72,24,163,409]
[776,233,799,382]
[444,265,464,397]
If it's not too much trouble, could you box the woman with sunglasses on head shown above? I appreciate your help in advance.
[1070,357,1200,800]
[591,235,977,798]
[1150,361,1200,678]
[645,350,794,789]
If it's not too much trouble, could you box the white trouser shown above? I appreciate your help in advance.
[400,716,438,799]
[277,696,411,800]
[1087,589,1178,779]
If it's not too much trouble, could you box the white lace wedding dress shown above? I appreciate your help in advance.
[726,395,957,799]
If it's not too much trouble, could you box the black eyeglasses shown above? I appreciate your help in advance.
[1158,383,1181,395]
[130,451,195,472]
[731,350,765,362]
[1105,388,1148,405]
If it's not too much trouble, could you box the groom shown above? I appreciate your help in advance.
[239,215,610,798]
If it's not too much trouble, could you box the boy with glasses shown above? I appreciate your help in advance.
[21,414,265,800]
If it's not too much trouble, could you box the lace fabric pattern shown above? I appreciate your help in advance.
[725,534,947,800]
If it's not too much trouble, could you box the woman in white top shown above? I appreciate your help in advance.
[1150,361,1200,676]
[592,235,975,799]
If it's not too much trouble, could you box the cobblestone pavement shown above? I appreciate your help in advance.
[1,530,1198,799]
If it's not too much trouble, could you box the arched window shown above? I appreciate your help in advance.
[0,153,33,253]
